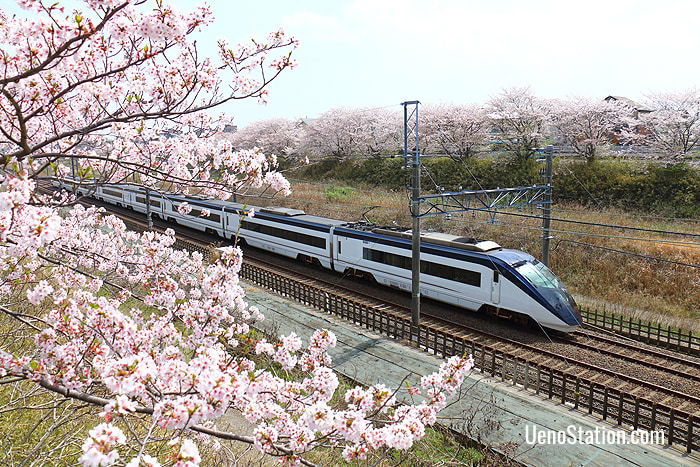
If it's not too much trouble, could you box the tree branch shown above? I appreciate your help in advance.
[25,377,318,466]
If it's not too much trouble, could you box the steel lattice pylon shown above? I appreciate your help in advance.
[418,185,550,222]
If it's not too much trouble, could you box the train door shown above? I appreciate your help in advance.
[491,270,501,304]
[328,226,337,270]
[222,207,229,239]
[153,196,164,218]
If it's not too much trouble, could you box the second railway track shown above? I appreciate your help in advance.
[241,254,700,412]
[39,187,700,454]
[90,197,700,414]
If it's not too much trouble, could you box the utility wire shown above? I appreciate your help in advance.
[553,239,700,269]
[484,219,700,248]
[238,191,700,242]
[475,219,700,267]
[470,209,700,238]
[288,173,700,225]
[552,206,700,223]
[563,167,606,209]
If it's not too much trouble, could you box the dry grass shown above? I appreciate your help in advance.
[238,180,700,331]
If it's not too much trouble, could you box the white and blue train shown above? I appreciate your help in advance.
[60,181,582,332]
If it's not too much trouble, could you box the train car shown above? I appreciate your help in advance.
[58,181,581,332]
[332,224,580,332]
[235,207,344,270]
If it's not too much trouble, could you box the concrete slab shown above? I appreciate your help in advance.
[244,282,698,467]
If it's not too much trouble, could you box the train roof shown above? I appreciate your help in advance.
[95,185,513,253]
[490,248,536,265]
[371,228,502,252]
[226,204,347,227]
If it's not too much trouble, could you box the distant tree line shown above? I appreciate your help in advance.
[232,87,700,163]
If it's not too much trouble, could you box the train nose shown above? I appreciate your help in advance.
[563,291,582,325]
[540,287,582,326]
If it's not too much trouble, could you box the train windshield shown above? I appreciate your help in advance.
[515,261,564,289]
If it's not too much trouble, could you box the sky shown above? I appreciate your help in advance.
[195,0,699,127]
[6,0,699,126]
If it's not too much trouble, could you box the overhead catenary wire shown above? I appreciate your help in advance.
[242,148,700,272]
[290,170,699,215]
[235,192,700,247]
[413,148,700,274]
[480,218,700,249]
[460,216,700,272]
[465,209,700,238]
[286,169,700,224]
[552,205,700,224]
[553,238,700,269]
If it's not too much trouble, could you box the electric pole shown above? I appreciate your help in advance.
[402,100,421,339]
[541,145,554,266]
[145,186,153,230]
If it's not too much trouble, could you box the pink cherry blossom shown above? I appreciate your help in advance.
[26,280,54,305]
[178,203,193,215]
[550,97,629,162]
[126,455,161,467]
[100,395,137,422]
[79,423,126,467]
[174,439,201,467]
[487,86,550,158]
[0,1,475,465]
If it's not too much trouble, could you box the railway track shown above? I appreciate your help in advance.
[570,331,700,383]
[69,196,700,413]
[239,254,700,411]
[34,187,700,453]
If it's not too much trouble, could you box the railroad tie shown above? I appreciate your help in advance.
[675,402,691,412]
[552,360,569,370]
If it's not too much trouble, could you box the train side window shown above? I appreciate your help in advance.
[103,189,123,198]
[337,241,341,255]
[363,248,409,270]
[453,268,481,287]
[389,253,406,269]
[493,270,499,282]
[189,208,221,223]
[138,196,161,207]
[241,220,325,249]
[363,248,481,286]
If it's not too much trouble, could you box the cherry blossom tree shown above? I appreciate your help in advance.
[301,107,400,160]
[622,90,700,158]
[230,118,303,158]
[550,97,629,162]
[486,87,550,158]
[421,103,486,160]
[0,1,473,465]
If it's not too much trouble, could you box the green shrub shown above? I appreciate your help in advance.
[324,185,356,202]
[295,155,700,218]
[555,161,699,217]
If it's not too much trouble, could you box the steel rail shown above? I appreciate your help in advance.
[64,193,700,409]
[241,254,700,409]
[570,331,700,381]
